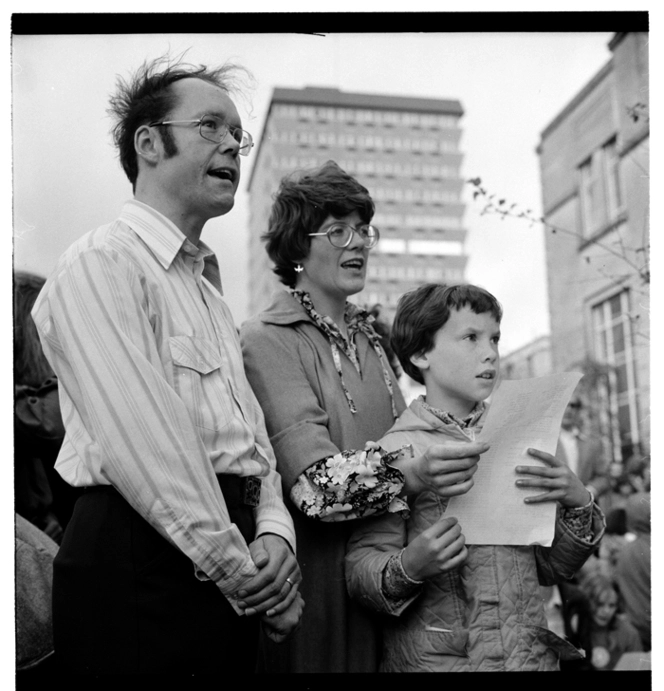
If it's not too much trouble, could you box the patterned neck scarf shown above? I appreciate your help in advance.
[288,288,398,418]
[419,396,486,429]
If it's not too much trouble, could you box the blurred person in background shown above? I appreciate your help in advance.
[562,572,642,671]
[616,454,651,499]
[578,455,651,585]
[554,394,612,632]
[15,513,59,676]
[14,271,79,543]
[556,395,612,512]
[615,491,651,651]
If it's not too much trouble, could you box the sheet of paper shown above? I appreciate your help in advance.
[445,372,583,546]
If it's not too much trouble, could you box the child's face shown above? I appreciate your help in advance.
[591,590,618,628]
[415,305,500,417]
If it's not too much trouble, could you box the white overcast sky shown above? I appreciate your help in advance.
[11,27,626,355]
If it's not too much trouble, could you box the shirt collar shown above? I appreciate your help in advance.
[119,199,223,294]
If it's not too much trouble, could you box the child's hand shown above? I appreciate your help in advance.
[401,516,467,582]
[515,448,592,509]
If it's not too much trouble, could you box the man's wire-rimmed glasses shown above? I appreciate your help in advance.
[149,114,254,156]
[308,222,380,249]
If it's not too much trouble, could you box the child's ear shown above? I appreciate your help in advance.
[410,351,430,373]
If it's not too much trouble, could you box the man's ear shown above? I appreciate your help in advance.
[410,351,430,373]
[134,124,160,165]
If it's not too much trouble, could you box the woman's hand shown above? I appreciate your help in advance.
[401,516,467,581]
[397,441,488,497]
[515,448,592,509]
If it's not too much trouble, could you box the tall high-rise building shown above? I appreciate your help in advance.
[247,86,468,322]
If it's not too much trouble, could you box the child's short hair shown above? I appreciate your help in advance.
[391,283,502,385]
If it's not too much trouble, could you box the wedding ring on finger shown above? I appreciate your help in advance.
[286,577,294,588]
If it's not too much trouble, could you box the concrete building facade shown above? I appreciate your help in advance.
[537,32,649,463]
[246,86,468,322]
[502,335,553,381]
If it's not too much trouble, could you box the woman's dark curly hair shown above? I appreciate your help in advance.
[263,160,375,287]
[107,54,247,190]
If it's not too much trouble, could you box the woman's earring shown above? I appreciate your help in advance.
[295,264,304,273]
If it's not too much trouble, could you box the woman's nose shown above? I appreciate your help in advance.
[347,228,366,250]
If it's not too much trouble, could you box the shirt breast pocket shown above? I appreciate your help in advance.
[168,336,233,432]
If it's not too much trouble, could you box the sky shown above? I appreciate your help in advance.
[11,28,621,356]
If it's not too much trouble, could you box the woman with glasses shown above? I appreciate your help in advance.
[240,161,483,673]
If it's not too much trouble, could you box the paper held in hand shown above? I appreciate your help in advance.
[445,372,583,546]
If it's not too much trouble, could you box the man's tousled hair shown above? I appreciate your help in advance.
[107,54,249,189]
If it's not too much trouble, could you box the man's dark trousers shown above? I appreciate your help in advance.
[53,480,259,675]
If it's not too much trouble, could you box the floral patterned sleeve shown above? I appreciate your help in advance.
[559,494,596,543]
[289,442,411,521]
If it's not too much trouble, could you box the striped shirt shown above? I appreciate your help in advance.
[32,199,296,607]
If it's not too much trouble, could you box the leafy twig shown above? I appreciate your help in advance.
[467,177,650,285]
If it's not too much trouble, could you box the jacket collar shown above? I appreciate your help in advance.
[258,289,310,326]
[389,397,488,438]
[258,288,366,327]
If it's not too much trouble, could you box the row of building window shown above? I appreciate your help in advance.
[274,129,458,154]
[350,160,460,180]
[274,103,460,130]
[373,238,464,256]
[371,187,459,204]
[277,156,459,181]
[374,212,462,230]
[367,264,465,281]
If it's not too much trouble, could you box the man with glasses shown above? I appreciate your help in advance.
[32,56,302,675]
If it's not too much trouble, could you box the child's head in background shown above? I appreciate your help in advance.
[581,573,620,630]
